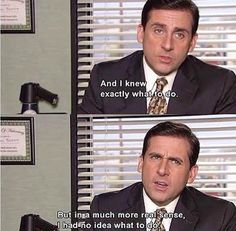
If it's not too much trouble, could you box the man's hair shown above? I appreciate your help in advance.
[141,121,200,168]
[141,0,199,36]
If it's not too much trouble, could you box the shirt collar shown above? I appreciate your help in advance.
[143,188,179,214]
[143,56,177,93]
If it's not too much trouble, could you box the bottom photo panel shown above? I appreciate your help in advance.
[71,114,236,231]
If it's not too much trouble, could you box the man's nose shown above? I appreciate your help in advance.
[157,158,169,176]
[161,33,174,51]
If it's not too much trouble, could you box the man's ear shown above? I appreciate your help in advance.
[187,165,198,184]
[137,24,144,44]
[137,156,144,173]
[189,33,198,52]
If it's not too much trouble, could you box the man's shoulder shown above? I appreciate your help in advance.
[185,186,235,208]
[184,55,235,77]
[91,182,143,211]
[96,182,142,202]
[95,50,143,70]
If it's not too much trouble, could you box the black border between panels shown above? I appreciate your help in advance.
[71,0,79,230]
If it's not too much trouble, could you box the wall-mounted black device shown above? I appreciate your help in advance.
[19,82,58,114]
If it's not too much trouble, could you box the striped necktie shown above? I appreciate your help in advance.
[147,77,168,114]
[151,208,167,231]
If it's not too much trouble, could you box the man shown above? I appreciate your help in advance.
[78,0,236,114]
[87,121,236,230]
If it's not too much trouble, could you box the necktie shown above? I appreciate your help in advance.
[151,208,167,231]
[147,77,168,114]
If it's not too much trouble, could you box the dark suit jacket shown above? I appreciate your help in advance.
[86,182,236,231]
[78,51,236,114]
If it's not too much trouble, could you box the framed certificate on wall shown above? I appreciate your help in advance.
[0,116,35,165]
[0,0,35,33]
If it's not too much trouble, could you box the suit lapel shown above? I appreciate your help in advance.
[124,51,147,113]
[124,182,146,231]
[170,188,199,231]
[124,200,146,231]
[167,58,199,115]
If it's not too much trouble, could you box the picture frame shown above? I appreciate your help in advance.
[0,116,35,165]
[0,0,35,33]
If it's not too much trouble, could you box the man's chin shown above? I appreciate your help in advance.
[153,66,176,76]
[149,193,170,206]
[152,198,169,207]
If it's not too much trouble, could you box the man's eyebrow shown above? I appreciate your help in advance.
[174,27,191,35]
[150,22,166,28]
[150,23,191,35]
[147,152,184,163]
[168,156,184,163]
[148,152,162,156]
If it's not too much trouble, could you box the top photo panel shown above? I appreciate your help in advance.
[76,0,236,115]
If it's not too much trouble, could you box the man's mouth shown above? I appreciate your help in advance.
[159,56,173,64]
[154,181,169,190]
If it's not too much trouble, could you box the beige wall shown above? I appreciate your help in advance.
[1,115,71,231]
[1,0,72,230]
[1,0,71,114]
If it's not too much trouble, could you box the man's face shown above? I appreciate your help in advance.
[137,9,198,76]
[138,135,198,206]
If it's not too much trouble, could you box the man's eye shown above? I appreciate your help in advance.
[175,32,185,39]
[171,159,182,165]
[154,28,164,34]
[150,155,161,160]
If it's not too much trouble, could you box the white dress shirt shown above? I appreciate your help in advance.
[143,188,179,231]
[143,56,177,109]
